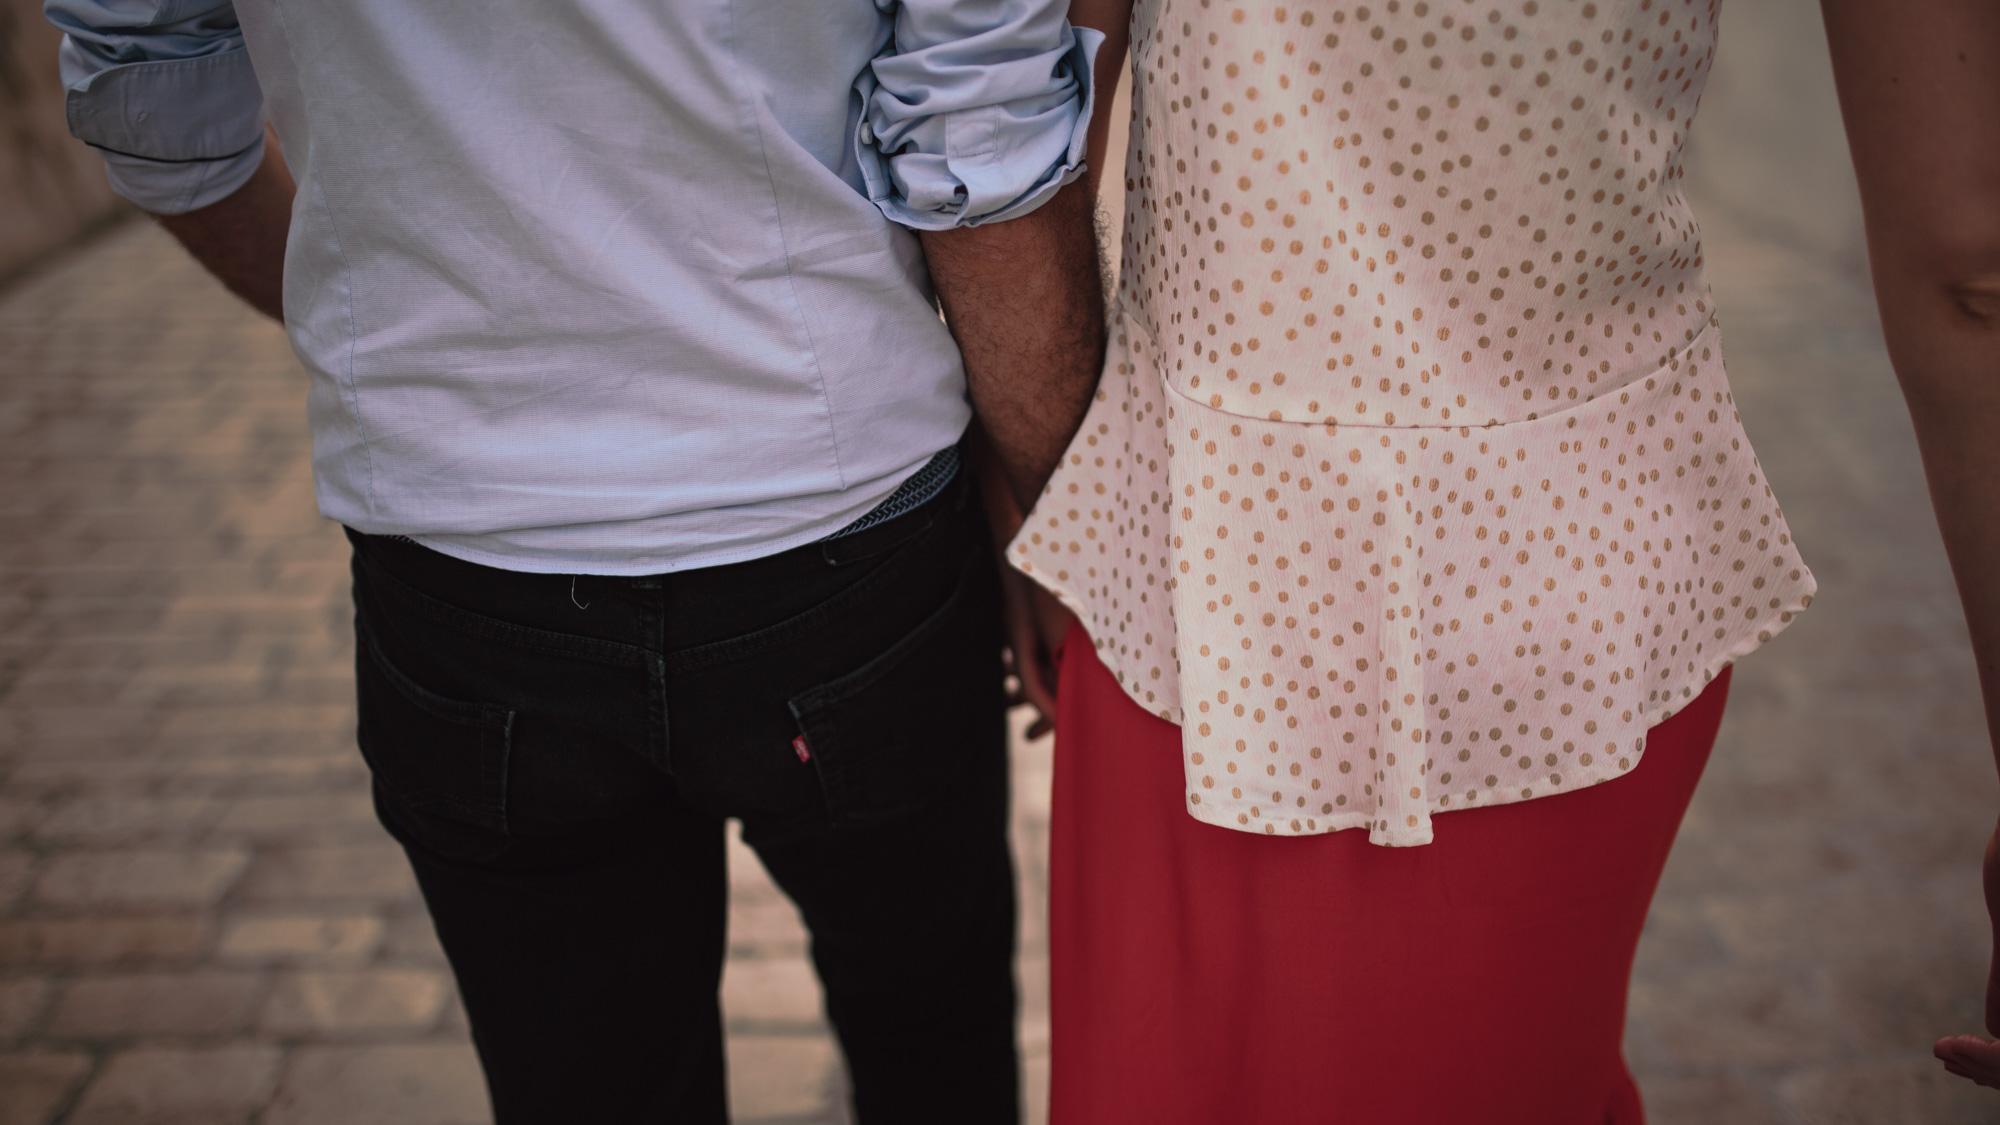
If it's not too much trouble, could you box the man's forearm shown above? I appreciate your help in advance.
[921,179,1106,509]
[155,138,296,323]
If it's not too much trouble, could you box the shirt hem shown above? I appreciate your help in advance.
[384,455,947,578]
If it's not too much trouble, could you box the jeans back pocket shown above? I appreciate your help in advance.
[786,553,1004,830]
[355,623,515,862]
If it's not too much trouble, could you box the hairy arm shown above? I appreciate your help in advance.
[855,0,1113,505]
[920,179,1105,509]
[935,187,1104,729]
[155,132,295,323]
[1820,0,2000,1057]
[931,0,1130,726]
[927,0,1129,510]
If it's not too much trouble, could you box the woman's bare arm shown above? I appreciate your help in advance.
[1821,1,2000,760]
[1820,0,2000,1071]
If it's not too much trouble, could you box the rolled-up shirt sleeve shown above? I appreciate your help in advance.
[855,0,1102,231]
[45,0,266,215]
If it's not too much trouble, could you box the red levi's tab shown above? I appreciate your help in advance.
[791,735,812,763]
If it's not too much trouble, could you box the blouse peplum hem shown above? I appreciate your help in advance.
[1010,303,1816,846]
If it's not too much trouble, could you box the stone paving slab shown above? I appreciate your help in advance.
[0,3,1996,1122]
[65,1045,282,1125]
[0,1051,92,1125]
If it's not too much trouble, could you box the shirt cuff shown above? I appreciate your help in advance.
[855,24,1103,232]
[98,133,266,215]
[61,44,266,214]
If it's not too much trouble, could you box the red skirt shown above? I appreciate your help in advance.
[1048,626,1732,1125]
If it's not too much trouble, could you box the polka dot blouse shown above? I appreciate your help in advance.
[1009,0,1817,845]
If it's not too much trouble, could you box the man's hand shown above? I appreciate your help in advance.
[919,178,1106,510]
[154,129,295,322]
[1001,564,1077,740]
[972,426,1081,738]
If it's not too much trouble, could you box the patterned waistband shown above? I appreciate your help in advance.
[822,444,962,541]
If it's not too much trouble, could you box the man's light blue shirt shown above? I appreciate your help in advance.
[46,0,1099,574]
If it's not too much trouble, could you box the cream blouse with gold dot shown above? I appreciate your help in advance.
[1010,0,1817,846]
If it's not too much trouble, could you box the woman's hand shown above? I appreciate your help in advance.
[1936,1038,2000,1089]
[1935,819,2000,1088]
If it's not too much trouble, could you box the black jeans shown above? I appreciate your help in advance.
[345,471,1017,1124]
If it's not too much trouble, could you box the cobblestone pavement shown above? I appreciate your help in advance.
[2,5,1996,1124]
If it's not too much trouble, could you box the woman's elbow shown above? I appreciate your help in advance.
[1942,273,2000,328]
